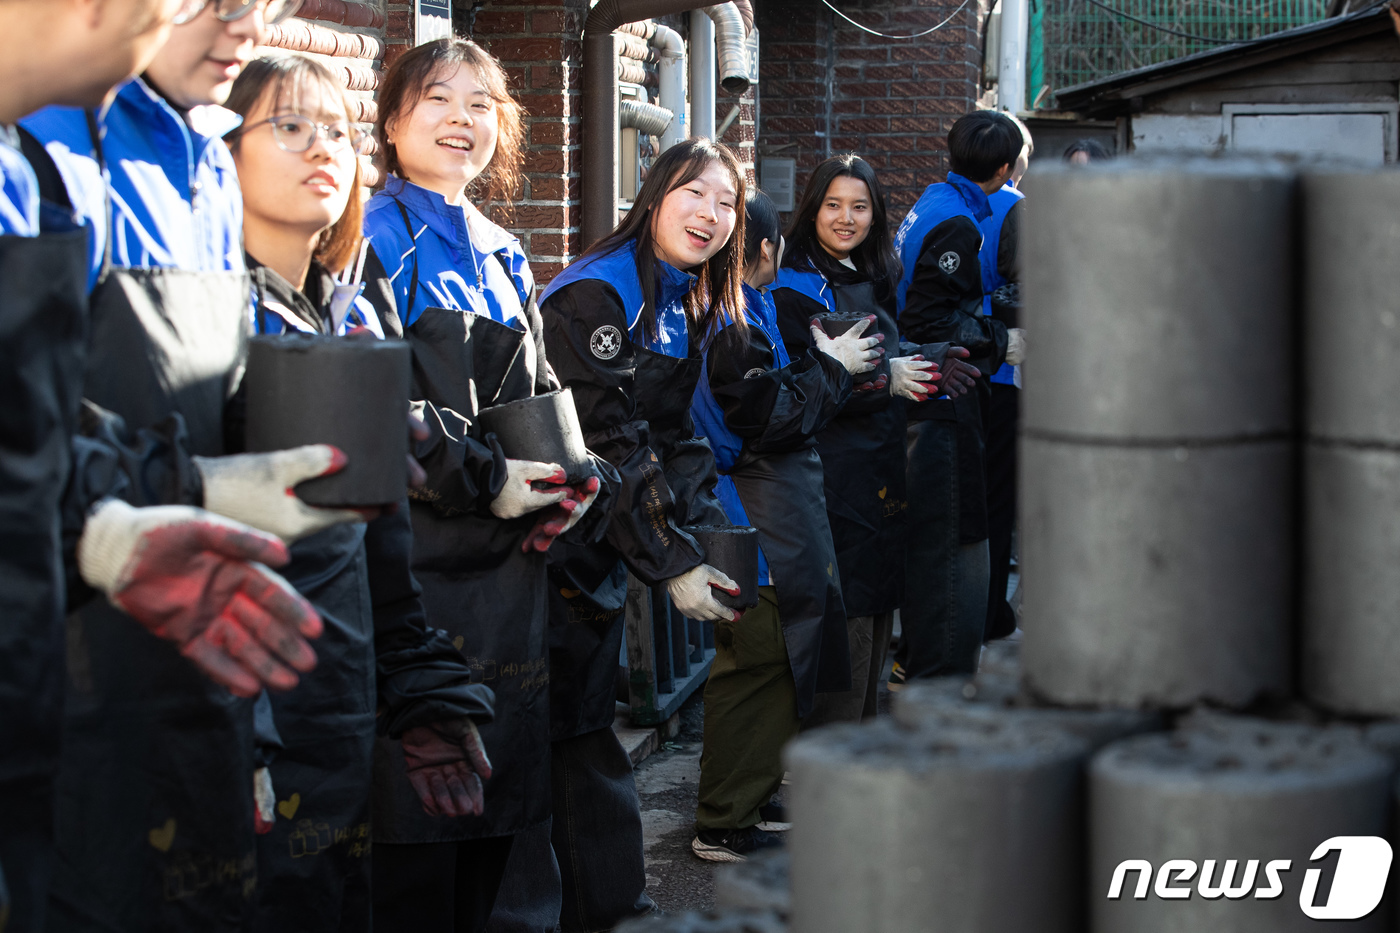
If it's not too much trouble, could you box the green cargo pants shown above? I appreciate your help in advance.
[695,586,800,832]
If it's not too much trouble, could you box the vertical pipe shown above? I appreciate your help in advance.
[689,9,716,140]
[999,0,1029,112]
[823,9,835,159]
[652,23,688,152]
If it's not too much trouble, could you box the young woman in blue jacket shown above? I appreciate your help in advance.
[362,38,606,933]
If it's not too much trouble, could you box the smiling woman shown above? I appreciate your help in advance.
[221,52,494,933]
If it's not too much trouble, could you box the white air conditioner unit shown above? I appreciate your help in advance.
[760,158,796,212]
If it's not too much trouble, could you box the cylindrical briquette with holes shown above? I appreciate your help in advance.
[1018,159,1296,709]
[1091,716,1392,933]
[714,850,790,920]
[786,717,1089,933]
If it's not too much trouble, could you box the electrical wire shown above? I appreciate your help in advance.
[1081,0,1244,43]
[819,0,975,39]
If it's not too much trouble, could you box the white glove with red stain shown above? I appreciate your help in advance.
[520,475,602,553]
[77,499,323,698]
[195,445,368,544]
[889,355,940,402]
[490,459,571,520]
[809,316,884,375]
[401,718,494,818]
[666,563,741,623]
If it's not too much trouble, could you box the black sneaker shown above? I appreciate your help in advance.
[757,799,790,833]
[691,826,785,863]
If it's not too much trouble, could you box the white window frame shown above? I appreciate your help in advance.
[1221,102,1400,163]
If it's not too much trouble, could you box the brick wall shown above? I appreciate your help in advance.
[472,0,588,284]
[756,0,987,222]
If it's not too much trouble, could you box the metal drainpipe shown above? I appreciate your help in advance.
[689,10,716,143]
[583,0,713,247]
[650,23,687,152]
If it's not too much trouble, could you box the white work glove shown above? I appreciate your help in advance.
[490,459,570,520]
[521,474,603,553]
[809,316,883,375]
[666,563,741,622]
[253,766,276,834]
[194,445,367,543]
[1005,327,1027,367]
[77,499,323,698]
[889,355,939,402]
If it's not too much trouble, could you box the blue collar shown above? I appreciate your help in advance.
[539,238,696,330]
[381,175,515,258]
[114,78,241,172]
[946,172,993,223]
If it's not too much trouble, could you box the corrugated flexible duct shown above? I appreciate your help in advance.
[704,3,750,94]
[620,99,675,137]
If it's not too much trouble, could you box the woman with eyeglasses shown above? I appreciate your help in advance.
[221,53,495,933]
[18,4,388,932]
[362,38,608,933]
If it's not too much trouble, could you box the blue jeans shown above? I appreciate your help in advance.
[895,419,990,679]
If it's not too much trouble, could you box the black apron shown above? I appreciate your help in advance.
[255,522,375,933]
[730,448,851,718]
[372,203,550,843]
[47,117,258,933]
[814,281,908,617]
[0,208,89,933]
[545,340,725,741]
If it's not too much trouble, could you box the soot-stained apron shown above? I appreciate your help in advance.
[729,447,850,717]
[254,522,375,933]
[0,204,89,933]
[49,174,256,930]
[372,220,550,843]
[815,282,908,617]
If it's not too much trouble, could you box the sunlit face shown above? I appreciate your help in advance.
[650,160,738,271]
[61,0,187,108]
[144,0,264,108]
[388,64,499,203]
[232,80,358,245]
[815,175,873,261]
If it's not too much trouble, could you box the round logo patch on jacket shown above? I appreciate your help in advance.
[590,325,622,360]
[939,251,961,274]
[744,368,765,380]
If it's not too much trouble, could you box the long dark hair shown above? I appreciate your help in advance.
[374,38,525,218]
[225,53,364,274]
[744,188,780,268]
[579,138,747,345]
[782,154,901,302]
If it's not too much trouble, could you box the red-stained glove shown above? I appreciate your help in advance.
[76,499,323,697]
[520,475,602,553]
[401,718,494,818]
[889,355,941,402]
[938,347,980,398]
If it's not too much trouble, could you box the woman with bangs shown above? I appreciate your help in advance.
[222,53,493,933]
[536,137,748,902]
[362,38,608,933]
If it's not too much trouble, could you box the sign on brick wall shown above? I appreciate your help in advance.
[416,0,451,44]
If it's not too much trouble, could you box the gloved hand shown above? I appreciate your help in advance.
[195,445,370,544]
[77,499,323,698]
[938,347,980,398]
[666,563,740,622]
[253,767,275,835]
[489,459,570,520]
[401,718,494,818]
[889,355,941,402]
[809,316,883,375]
[1005,327,1027,366]
[520,475,602,553]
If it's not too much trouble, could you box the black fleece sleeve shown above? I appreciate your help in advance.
[707,321,852,455]
[61,401,204,607]
[899,216,1008,376]
[365,497,495,736]
[540,278,705,585]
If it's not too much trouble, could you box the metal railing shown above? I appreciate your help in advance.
[623,574,716,726]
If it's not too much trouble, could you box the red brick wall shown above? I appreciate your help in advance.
[470,0,588,285]
[756,0,986,222]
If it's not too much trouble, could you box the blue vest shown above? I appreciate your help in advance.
[892,173,991,316]
[688,283,788,584]
[538,239,694,358]
[980,184,1025,386]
